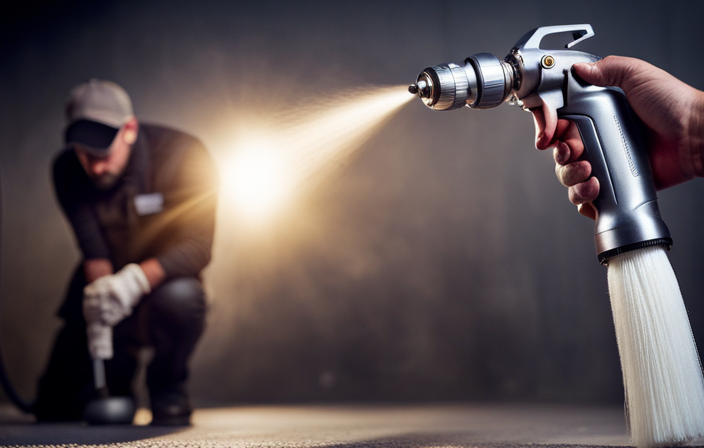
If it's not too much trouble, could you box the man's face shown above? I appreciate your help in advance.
[74,123,134,190]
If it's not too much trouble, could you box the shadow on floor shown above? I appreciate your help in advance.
[0,422,184,446]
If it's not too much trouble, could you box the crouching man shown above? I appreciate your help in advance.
[33,79,218,425]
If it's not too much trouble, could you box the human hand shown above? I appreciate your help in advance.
[83,263,151,327]
[531,56,704,219]
[86,322,113,360]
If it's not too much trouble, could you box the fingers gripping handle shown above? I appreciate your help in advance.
[558,76,671,263]
[87,322,113,360]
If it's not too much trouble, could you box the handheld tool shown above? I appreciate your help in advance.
[408,25,704,448]
[408,24,671,264]
[82,323,135,425]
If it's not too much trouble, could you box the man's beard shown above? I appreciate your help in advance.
[90,172,120,190]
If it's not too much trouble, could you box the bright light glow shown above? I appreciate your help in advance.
[218,86,413,225]
[221,140,292,223]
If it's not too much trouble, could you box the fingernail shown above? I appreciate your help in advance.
[555,150,564,164]
[556,143,567,164]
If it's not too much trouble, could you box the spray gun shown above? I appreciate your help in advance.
[408,24,672,264]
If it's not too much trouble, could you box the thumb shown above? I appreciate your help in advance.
[573,56,636,89]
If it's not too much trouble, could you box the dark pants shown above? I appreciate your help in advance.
[33,267,206,421]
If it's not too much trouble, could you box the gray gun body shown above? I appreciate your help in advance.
[559,77,671,262]
[409,24,672,263]
[510,25,672,263]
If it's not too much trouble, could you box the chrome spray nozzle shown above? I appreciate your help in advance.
[408,78,431,100]
[408,70,444,108]
[408,53,515,111]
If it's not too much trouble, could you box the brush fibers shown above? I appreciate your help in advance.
[607,246,704,447]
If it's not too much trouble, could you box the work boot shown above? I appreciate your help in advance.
[150,388,192,426]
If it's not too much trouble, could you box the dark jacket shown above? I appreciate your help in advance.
[53,123,218,317]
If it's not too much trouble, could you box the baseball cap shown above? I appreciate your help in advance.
[64,79,133,157]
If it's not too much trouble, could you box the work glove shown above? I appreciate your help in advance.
[83,264,151,360]
[86,322,113,360]
[83,263,151,327]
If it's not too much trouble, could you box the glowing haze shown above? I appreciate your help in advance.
[219,86,413,224]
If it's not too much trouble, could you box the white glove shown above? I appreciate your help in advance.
[87,322,113,360]
[83,263,151,327]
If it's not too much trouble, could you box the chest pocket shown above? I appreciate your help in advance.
[93,183,140,267]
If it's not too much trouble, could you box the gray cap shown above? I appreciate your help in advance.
[64,79,133,156]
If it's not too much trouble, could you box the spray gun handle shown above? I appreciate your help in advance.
[557,71,671,261]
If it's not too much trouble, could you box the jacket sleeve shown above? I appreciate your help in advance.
[155,139,219,278]
[52,151,111,261]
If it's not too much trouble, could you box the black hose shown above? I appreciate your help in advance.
[0,168,34,413]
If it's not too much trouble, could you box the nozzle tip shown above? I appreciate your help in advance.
[408,84,419,95]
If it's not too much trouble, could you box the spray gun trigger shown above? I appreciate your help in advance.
[566,29,595,48]
[516,24,595,51]
[521,91,564,115]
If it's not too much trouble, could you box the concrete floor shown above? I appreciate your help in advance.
[0,403,678,447]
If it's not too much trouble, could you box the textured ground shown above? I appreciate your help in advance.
[0,403,682,447]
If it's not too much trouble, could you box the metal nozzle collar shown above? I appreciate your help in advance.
[409,53,514,111]
[432,63,472,110]
[465,53,512,109]
[409,63,478,111]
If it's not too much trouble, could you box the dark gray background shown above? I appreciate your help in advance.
[1,0,703,408]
